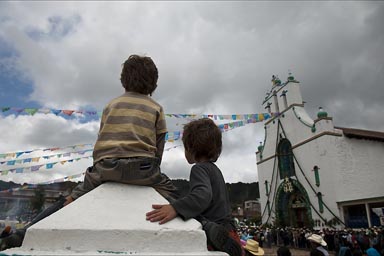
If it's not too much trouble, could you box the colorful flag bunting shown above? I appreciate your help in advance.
[24,108,38,115]
[62,110,74,116]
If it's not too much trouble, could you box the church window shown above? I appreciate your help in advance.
[317,192,324,213]
[264,180,269,196]
[313,166,320,187]
[277,138,296,179]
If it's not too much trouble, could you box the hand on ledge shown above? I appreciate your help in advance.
[146,204,177,225]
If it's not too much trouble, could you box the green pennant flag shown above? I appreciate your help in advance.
[25,108,38,115]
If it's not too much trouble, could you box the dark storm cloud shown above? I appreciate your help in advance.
[296,2,384,131]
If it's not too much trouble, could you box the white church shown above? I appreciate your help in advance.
[256,74,384,229]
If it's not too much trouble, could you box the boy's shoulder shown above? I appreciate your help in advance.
[194,162,215,168]
[193,162,221,174]
[126,91,163,106]
[108,92,163,108]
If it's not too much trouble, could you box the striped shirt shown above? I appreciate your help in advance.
[93,91,167,163]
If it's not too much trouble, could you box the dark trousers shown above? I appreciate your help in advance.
[70,157,179,202]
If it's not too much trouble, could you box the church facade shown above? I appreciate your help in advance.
[256,74,384,229]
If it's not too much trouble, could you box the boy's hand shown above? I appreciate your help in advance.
[146,204,177,224]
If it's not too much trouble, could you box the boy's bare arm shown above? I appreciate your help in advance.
[146,204,177,224]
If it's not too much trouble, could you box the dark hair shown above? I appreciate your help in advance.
[120,54,158,95]
[244,251,254,256]
[182,118,222,162]
[277,246,291,256]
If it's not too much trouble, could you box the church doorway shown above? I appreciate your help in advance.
[275,179,312,228]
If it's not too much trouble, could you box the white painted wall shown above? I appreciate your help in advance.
[334,136,384,202]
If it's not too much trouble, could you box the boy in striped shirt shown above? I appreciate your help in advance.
[65,54,178,205]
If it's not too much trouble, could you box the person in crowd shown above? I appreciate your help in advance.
[338,237,352,256]
[0,54,178,251]
[0,226,11,239]
[299,229,307,248]
[146,118,242,256]
[258,229,265,247]
[308,233,329,256]
[243,239,264,256]
[365,246,381,256]
[241,229,253,242]
[350,240,363,256]
[324,229,336,251]
[292,228,299,248]
[265,228,272,248]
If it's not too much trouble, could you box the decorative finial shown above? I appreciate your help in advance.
[271,75,281,86]
[258,142,264,152]
[287,70,295,82]
[317,107,328,118]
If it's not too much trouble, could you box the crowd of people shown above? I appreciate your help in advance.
[237,225,384,255]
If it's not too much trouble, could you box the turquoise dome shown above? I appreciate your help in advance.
[317,107,328,118]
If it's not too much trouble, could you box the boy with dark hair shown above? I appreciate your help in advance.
[146,118,242,256]
[0,54,178,251]
[65,54,177,204]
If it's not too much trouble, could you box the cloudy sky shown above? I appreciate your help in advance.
[0,1,383,186]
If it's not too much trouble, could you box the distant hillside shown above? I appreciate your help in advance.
[227,182,260,205]
[0,180,20,191]
[1,179,260,209]
[0,180,78,192]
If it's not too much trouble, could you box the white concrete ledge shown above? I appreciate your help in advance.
[3,183,226,255]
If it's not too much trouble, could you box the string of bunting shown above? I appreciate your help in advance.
[0,115,273,161]
[0,143,93,160]
[0,143,183,177]
[1,107,275,121]
[0,144,181,164]
[165,115,273,142]
[0,149,93,165]
[0,155,93,176]
[1,107,102,118]
[0,113,276,184]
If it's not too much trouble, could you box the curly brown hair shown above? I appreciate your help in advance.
[120,54,158,95]
[182,118,222,162]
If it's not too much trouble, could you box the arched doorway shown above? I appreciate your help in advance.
[275,178,312,228]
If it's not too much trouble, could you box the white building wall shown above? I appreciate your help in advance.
[334,136,384,202]
[257,158,276,224]
[290,134,342,224]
